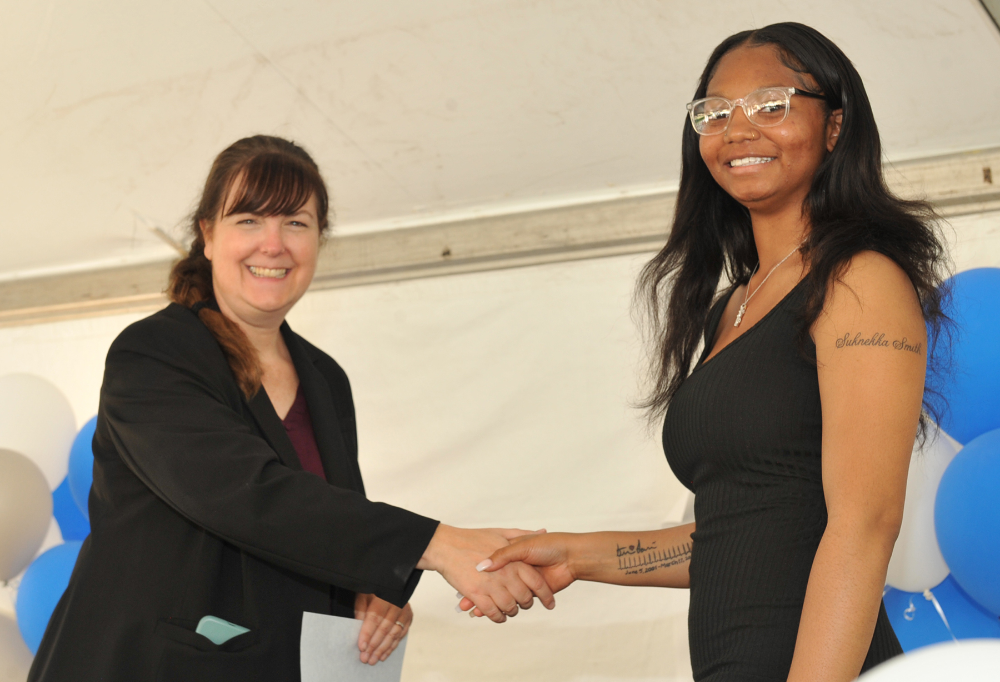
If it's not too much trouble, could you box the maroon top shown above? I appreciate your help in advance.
[282,385,327,480]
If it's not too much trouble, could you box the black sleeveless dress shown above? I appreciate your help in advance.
[662,279,902,681]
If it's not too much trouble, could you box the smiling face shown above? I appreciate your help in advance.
[699,45,841,217]
[202,185,320,331]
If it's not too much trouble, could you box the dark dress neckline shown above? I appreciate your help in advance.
[693,276,808,376]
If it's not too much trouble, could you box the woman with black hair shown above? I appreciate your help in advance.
[475,22,949,681]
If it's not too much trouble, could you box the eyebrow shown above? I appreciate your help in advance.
[703,84,796,98]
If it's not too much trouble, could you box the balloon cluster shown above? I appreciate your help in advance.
[0,374,96,656]
[883,268,1000,649]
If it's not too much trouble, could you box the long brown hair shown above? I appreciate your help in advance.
[168,135,331,397]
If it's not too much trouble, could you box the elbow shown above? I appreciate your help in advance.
[869,499,904,542]
[826,504,903,555]
[873,508,903,550]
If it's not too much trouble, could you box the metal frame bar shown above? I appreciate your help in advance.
[1,146,998,328]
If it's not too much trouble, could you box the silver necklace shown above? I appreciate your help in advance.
[734,245,802,327]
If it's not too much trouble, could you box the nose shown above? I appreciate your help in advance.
[259,217,286,256]
[724,105,757,143]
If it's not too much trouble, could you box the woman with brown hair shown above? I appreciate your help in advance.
[28,135,552,682]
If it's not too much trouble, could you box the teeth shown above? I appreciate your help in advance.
[730,157,775,167]
[248,266,288,278]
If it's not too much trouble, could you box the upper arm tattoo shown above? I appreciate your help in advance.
[834,332,922,355]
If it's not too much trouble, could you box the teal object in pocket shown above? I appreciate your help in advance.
[195,615,251,645]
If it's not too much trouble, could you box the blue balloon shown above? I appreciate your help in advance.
[51,477,90,541]
[67,416,97,520]
[933,268,1000,444]
[15,541,83,654]
[935,427,1000,616]
[885,576,1000,652]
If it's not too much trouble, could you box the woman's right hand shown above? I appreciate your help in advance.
[459,532,578,615]
[481,532,577,591]
[417,524,555,623]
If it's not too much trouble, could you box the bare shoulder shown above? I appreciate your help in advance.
[833,250,917,305]
[823,251,920,320]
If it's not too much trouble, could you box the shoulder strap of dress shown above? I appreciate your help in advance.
[707,287,736,338]
[695,287,737,367]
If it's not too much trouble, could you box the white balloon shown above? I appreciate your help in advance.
[0,374,76,490]
[0,449,53,582]
[858,639,1000,681]
[0,610,34,682]
[885,429,960,593]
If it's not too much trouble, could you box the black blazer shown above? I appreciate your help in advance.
[29,303,439,682]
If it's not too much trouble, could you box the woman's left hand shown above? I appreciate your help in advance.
[355,593,412,665]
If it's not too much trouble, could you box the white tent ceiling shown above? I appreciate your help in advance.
[3,0,999,279]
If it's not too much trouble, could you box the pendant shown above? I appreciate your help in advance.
[734,302,746,327]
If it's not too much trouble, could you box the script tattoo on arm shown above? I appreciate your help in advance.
[834,332,922,355]
[616,540,693,576]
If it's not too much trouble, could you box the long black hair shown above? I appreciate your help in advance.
[636,22,950,433]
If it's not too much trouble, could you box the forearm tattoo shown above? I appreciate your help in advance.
[616,540,693,576]
[834,332,922,355]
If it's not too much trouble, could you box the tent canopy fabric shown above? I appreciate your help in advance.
[2,0,999,277]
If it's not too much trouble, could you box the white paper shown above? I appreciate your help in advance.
[300,612,407,682]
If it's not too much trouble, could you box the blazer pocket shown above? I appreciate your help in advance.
[155,618,267,682]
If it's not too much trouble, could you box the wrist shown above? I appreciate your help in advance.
[416,523,454,572]
[565,533,593,581]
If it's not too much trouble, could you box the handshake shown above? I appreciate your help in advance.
[355,525,574,666]
[416,524,574,623]
[360,523,690,663]
[355,525,571,665]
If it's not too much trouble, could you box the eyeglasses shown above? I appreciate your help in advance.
[686,86,826,136]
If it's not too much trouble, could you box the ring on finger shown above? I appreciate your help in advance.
[394,621,405,629]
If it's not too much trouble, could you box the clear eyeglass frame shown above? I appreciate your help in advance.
[686,86,826,136]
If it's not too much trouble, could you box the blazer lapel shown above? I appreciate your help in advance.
[246,388,304,472]
[281,325,362,491]
[190,299,303,472]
